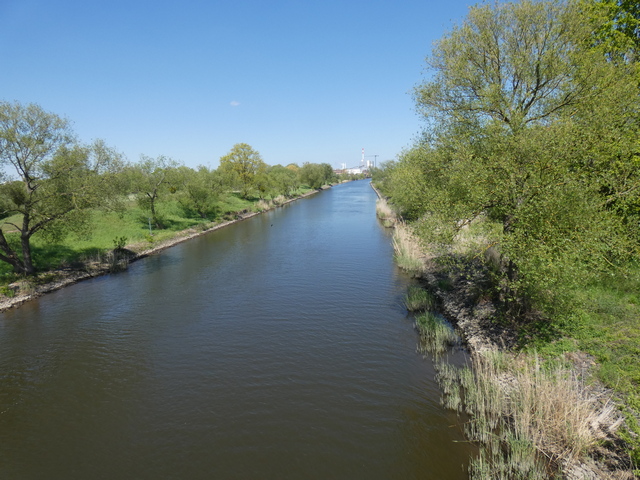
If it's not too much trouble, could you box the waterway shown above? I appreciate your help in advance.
[0,180,472,479]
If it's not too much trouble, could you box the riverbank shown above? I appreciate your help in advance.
[371,184,637,479]
[0,189,321,314]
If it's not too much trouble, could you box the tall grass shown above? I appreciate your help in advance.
[255,199,272,212]
[272,195,287,205]
[404,285,436,311]
[416,311,459,358]
[392,222,427,275]
[375,198,396,227]
[436,351,619,479]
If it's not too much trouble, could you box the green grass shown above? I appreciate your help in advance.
[526,263,640,469]
[415,311,459,357]
[405,285,436,311]
[0,189,314,283]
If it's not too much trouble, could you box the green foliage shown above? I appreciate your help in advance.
[384,0,640,320]
[585,0,640,59]
[0,285,16,298]
[268,164,299,197]
[404,285,436,311]
[298,162,336,189]
[132,154,179,229]
[218,143,266,199]
[173,165,222,219]
[112,236,128,250]
[0,101,124,275]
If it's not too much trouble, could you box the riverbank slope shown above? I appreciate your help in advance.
[0,189,321,313]
[371,183,637,479]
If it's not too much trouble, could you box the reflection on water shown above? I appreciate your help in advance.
[0,180,472,479]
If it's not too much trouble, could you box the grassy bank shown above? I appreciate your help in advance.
[376,193,638,479]
[0,187,315,289]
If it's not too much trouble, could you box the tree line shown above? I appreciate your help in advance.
[0,102,340,276]
[373,0,640,322]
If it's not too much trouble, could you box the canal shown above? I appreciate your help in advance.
[0,179,471,479]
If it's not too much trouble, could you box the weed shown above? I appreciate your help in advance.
[112,236,128,250]
[105,250,130,272]
[0,285,16,298]
[376,198,396,226]
[404,285,436,311]
[415,311,459,358]
[438,351,620,478]
[392,222,427,275]
[255,199,272,212]
[273,195,287,205]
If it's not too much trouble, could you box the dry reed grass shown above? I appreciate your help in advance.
[255,199,272,211]
[376,198,396,227]
[437,351,620,478]
[392,222,428,275]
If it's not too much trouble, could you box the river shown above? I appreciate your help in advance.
[0,180,472,479]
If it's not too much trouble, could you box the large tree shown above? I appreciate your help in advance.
[218,143,266,199]
[587,0,640,57]
[393,0,639,317]
[0,101,123,275]
[299,162,336,189]
[174,165,222,219]
[132,155,179,229]
[269,164,298,198]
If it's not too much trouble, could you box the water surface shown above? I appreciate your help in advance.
[0,180,471,479]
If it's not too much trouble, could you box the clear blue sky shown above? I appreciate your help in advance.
[1,0,473,169]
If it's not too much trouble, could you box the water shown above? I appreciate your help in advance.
[0,180,472,479]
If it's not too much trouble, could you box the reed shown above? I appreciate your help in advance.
[272,195,287,205]
[437,351,619,478]
[404,285,436,311]
[415,311,459,358]
[375,198,396,227]
[392,222,426,275]
[255,199,272,212]
[105,249,130,272]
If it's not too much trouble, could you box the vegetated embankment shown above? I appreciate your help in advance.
[0,189,320,314]
[371,183,636,480]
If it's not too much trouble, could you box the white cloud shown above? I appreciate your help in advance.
[230,101,240,107]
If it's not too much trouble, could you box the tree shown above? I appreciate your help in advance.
[0,101,123,275]
[298,163,324,189]
[395,0,639,318]
[299,162,336,189]
[218,143,266,199]
[269,164,298,197]
[175,165,222,219]
[416,0,621,133]
[132,155,178,229]
[586,0,640,58]
[321,163,337,185]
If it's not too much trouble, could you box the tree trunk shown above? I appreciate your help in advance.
[20,233,36,276]
[0,230,29,275]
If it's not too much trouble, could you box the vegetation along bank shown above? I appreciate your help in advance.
[2,0,639,477]
[373,0,640,478]
[0,101,365,311]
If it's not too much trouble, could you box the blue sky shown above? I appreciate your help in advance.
[1,0,474,169]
